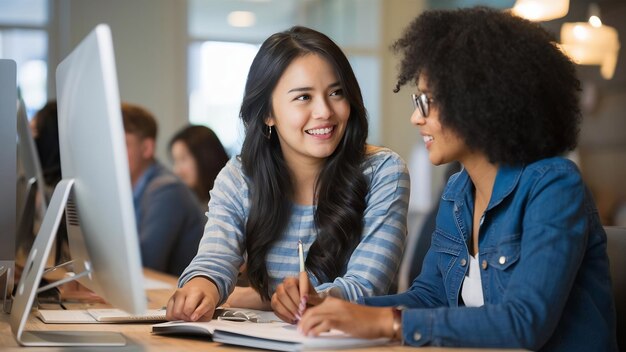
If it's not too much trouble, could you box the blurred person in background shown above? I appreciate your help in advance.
[122,103,205,276]
[169,125,229,211]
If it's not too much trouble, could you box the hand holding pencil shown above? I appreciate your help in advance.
[270,240,320,324]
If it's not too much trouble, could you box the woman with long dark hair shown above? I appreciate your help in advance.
[166,26,410,323]
[169,125,229,209]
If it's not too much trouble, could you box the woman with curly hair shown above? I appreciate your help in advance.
[298,7,617,351]
[166,26,410,323]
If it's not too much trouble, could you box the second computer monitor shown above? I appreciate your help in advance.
[0,59,17,313]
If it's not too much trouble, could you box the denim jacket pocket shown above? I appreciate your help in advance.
[432,229,464,281]
[489,233,521,292]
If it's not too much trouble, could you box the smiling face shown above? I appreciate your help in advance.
[411,76,469,166]
[267,53,350,170]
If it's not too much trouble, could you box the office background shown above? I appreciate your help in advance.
[2,0,625,229]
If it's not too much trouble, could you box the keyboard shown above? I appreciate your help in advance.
[37,308,167,324]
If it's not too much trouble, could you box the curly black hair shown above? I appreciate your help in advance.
[393,6,582,165]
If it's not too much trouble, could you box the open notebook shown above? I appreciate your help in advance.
[152,317,390,351]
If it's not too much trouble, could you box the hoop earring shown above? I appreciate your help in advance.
[264,125,272,140]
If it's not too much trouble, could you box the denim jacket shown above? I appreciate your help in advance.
[362,157,617,351]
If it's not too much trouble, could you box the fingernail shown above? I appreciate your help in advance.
[190,314,197,321]
[299,296,307,311]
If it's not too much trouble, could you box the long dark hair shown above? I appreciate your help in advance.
[169,125,229,204]
[240,26,369,300]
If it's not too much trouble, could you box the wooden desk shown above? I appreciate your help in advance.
[0,269,518,351]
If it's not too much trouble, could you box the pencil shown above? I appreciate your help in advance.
[297,240,308,320]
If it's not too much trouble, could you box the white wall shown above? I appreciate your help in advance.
[49,0,188,161]
[380,0,425,161]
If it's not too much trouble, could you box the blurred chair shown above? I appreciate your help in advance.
[604,226,626,351]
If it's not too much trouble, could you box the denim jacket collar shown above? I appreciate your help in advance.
[441,163,524,212]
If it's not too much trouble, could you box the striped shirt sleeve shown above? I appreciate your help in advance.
[316,149,410,300]
[178,158,248,305]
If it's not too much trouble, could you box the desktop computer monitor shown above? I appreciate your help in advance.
[56,24,145,315]
[10,24,146,347]
[0,59,17,314]
[16,97,49,259]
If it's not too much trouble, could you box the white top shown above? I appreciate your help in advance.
[461,254,485,307]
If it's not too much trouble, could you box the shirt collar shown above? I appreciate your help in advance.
[132,162,158,201]
[442,163,524,211]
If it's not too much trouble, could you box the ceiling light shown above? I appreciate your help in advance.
[559,4,620,79]
[511,0,569,21]
[227,11,256,28]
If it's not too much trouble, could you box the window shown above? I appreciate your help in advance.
[0,0,48,118]
[188,41,258,156]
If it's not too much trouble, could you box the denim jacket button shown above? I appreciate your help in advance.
[413,332,422,341]
[499,256,506,265]
[481,259,488,270]
[460,258,467,267]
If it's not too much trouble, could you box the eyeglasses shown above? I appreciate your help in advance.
[411,91,434,118]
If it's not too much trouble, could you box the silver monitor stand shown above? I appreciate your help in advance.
[0,59,17,314]
[9,179,126,346]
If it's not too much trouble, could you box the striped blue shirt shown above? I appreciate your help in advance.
[179,147,410,305]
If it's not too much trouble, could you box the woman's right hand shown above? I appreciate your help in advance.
[271,276,321,324]
[165,276,220,321]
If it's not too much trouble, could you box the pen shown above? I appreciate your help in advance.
[297,240,308,321]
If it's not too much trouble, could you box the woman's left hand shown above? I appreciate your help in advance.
[297,297,394,339]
